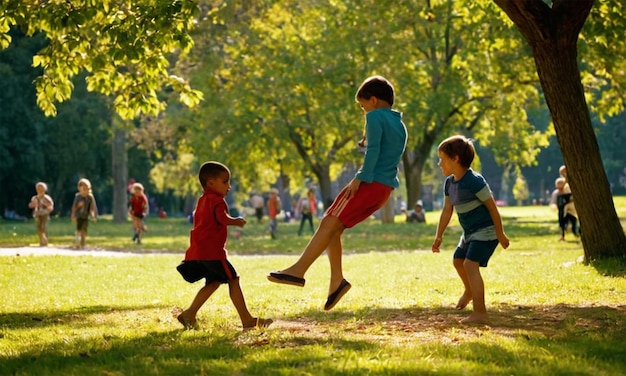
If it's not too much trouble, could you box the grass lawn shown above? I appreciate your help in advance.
[1,198,626,375]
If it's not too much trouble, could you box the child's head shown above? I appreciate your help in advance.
[270,188,279,196]
[355,76,395,107]
[555,177,566,190]
[199,161,231,196]
[559,165,567,178]
[415,200,423,211]
[131,182,144,195]
[437,135,475,169]
[35,182,48,194]
[78,178,92,193]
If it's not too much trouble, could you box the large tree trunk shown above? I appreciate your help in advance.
[314,165,334,211]
[112,126,128,224]
[403,151,426,213]
[495,0,626,260]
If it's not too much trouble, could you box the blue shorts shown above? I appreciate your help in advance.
[177,259,238,284]
[453,239,499,267]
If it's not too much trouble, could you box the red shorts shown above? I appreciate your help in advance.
[325,181,392,228]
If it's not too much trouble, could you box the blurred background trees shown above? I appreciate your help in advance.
[1,0,625,257]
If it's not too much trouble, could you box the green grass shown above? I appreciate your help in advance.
[1,198,626,375]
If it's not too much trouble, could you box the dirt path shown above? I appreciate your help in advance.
[0,246,177,257]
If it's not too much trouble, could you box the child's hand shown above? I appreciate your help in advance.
[233,217,246,227]
[432,237,442,253]
[498,233,510,249]
[344,178,361,200]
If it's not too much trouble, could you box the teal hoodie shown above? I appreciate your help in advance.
[355,108,408,189]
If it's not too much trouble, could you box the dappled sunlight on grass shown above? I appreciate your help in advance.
[1,198,626,374]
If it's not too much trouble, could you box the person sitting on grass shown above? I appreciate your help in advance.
[431,135,510,325]
[176,161,272,331]
[405,200,426,223]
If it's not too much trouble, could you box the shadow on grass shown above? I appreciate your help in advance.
[0,304,164,330]
[2,303,625,375]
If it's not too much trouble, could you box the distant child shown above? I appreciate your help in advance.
[28,182,54,246]
[268,75,408,311]
[128,182,149,244]
[268,188,281,239]
[250,192,265,223]
[406,200,426,223]
[550,176,578,241]
[297,188,317,235]
[70,178,98,249]
[431,135,509,324]
[176,161,272,331]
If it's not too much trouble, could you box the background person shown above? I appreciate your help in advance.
[128,182,149,244]
[70,178,98,249]
[28,182,54,246]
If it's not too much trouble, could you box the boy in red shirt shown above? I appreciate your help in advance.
[176,161,272,330]
[128,182,149,244]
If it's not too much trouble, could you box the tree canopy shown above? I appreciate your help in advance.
[1,0,203,119]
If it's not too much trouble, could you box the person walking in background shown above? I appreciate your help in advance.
[71,178,98,249]
[268,76,407,311]
[176,161,272,331]
[250,192,265,223]
[268,188,281,239]
[431,135,509,325]
[297,188,317,236]
[28,182,54,246]
[550,176,579,241]
[128,182,149,244]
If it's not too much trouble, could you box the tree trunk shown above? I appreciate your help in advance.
[495,0,626,260]
[381,196,395,224]
[315,166,334,211]
[403,151,425,212]
[112,126,128,224]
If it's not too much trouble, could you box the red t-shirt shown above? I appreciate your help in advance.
[129,193,148,216]
[184,190,229,261]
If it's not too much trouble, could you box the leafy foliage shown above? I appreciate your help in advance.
[1,0,203,119]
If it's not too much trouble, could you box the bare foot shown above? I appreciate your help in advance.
[460,313,489,325]
[455,293,472,310]
[177,312,199,330]
[243,317,273,330]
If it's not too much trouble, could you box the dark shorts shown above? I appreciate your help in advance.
[176,259,238,284]
[132,213,145,219]
[453,239,499,267]
[76,218,89,232]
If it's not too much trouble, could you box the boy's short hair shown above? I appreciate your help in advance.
[199,161,230,188]
[438,135,475,168]
[355,75,395,106]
